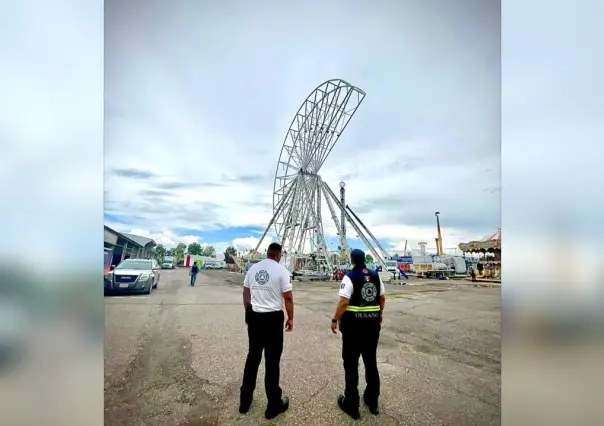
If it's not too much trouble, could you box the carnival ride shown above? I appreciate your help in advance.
[252,79,388,274]
[458,229,501,280]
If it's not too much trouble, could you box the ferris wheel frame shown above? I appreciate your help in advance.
[272,79,366,244]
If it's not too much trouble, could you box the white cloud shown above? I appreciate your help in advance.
[103,1,500,254]
[125,228,199,248]
[109,224,269,256]
[232,237,273,252]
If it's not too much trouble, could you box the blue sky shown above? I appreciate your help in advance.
[102,0,501,254]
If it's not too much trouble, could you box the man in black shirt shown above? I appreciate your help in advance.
[331,249,386,420]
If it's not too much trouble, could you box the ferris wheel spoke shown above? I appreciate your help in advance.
[311,87,364,172]
[299,85,337,170]
[299,83,360,174]
[269,79,369,273]
[283,143,303,168]
[299,82,337,170]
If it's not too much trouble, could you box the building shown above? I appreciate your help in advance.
[104,226,157,268]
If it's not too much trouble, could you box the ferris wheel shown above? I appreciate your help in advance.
[253,79,388,272]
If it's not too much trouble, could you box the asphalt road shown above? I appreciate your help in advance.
[104,269,500,425]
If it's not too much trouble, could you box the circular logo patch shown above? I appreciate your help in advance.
[255,270,270,285]
[361,282,377,302]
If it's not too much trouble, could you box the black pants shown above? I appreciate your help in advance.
[341,320,381,408]
[240,308,284,407]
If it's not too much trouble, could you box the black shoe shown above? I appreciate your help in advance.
[363,395,379,415]
[265,396,289,420]
[337,395,360,420]
[239,397,252,414]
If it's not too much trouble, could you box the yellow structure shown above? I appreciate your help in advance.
[435,212,444,255]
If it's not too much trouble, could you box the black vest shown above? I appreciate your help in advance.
[343,266,381,322]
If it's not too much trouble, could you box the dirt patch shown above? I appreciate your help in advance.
[105,304,223,426]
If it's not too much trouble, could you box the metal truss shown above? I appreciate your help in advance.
[253,79,387,272]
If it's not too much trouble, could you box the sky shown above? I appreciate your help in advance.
[3,0,601,272]
[103,0,500,256]
[2,5,603,425]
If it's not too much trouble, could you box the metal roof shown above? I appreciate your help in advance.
[120,232,156,247]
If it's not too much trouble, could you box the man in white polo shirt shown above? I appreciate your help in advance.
[239,242,294,420]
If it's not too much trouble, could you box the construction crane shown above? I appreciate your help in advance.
[435,212,444,256]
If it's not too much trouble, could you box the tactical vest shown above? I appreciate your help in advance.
[343,267,381,321]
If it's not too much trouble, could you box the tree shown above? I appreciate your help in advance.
[166,248,174,256]
[366,254,374,264]
[187,242,203,256]
[155,244,167,261]
[201,245,216,258]
[224,246,237,264]
[174,243,187,260]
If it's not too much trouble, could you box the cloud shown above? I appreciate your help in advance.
[109,168,157,179]
[232,237,273,252]
[126,228,200,248]
[103,0,501,253]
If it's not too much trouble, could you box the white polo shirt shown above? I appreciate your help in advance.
[339,274,386,299]
[244,258,293,313]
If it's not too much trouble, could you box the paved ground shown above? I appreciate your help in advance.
[104,269,500,426]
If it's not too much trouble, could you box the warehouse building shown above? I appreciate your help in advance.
[104,225,157,269]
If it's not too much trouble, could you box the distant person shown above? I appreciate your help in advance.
[470,266,477,282]
[331,249,385,420]
[239,242,294,420]
[190,261,200,286]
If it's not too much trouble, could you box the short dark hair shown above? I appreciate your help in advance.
[350,249,365,266]
[267,242,282,257]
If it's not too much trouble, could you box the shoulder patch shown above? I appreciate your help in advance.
[362,268,368,274]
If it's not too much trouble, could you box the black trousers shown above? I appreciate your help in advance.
[240,308,284,407]
[341,320,381,408]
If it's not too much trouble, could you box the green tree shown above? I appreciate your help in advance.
[174,243,187,260]
[224,246,237,264]
[155,244,167,261]
[201,245,216,258]
[166,248,174,256]
[187,242,203,255]
[366,254,374,264]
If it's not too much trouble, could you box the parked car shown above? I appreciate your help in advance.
[104,259,160,294]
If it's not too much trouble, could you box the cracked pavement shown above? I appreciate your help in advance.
[105,269,500,425]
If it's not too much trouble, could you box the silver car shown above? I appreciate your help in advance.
[105,259,160,294]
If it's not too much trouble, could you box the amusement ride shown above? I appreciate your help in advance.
[251,79,388,274]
